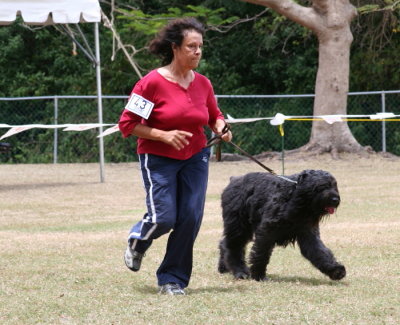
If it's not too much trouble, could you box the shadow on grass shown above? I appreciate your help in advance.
[268,274,349,286]
[135,285,160,295]
[136,284,251,295]
[128,275,348,296]
[188,285,250,295]
[139,278,347,296]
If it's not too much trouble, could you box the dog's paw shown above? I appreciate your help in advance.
[252,275,270,282]
[233,271,250,280]
[328,264,346,280]
[250,272,269,282]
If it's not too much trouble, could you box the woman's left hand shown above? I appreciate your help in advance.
[214,120,232,142]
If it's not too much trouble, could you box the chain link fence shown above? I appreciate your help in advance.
[1,90,399,164]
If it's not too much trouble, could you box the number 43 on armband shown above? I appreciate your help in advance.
[125,93,155,119]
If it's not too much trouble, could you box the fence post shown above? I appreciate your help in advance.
[95,22,105,183]
[53,96,58,164]
[381,92,386,152]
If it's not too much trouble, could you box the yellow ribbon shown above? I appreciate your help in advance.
[278,124,284,137]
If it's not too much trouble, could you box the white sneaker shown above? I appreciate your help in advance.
[159,283,186,295]
[124,246,144,272]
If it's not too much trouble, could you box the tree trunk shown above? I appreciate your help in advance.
[305,1,363,154]
[239,0,365,154]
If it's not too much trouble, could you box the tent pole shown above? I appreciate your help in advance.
[95,22,105,183]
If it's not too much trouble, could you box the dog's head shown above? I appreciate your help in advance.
[297,169,340,217]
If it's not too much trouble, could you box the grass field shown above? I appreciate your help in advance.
[1,154,399,324]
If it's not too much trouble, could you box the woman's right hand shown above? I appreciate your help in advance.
[160,130,193,150]
[132,124,193,150]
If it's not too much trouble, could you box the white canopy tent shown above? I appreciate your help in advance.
[0,0,106,182]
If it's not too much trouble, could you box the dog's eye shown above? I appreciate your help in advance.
[315,185,327,191]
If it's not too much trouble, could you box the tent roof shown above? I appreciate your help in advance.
[0,0,101,25]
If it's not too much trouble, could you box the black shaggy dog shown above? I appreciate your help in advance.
[218,169,346,281]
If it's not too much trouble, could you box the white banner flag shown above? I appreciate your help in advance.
[63,124,102,131]
[0,126,36,140]
[321,115,343,124]
[97,125,120,137]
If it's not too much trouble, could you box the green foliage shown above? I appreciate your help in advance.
[358,0,400,14]
[185,5,239,25]
[358,4,380,14]
[1,1,400,162]
[0,1,397,96]
[117,8,172,35]
[117,5,239,36]
[0,21,96,97]
[350,0,400,91]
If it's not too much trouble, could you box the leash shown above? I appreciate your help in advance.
[206,123,297,184]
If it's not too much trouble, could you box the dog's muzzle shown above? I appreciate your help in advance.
[324,195,340,214]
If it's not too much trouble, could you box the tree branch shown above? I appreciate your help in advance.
[208,8,269,33]
[238,0,321,31]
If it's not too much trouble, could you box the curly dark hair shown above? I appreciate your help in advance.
[148,18,205,65]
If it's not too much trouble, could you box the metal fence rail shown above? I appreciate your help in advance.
[1,90,399,166]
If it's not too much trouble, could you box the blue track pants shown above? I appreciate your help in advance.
[127,147,210,288]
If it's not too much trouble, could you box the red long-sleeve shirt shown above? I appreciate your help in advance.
[119,69,224,160]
